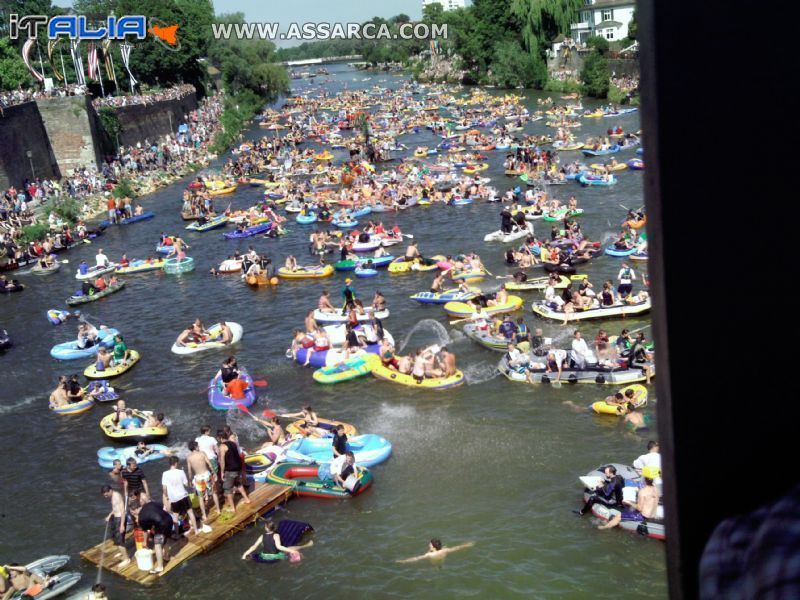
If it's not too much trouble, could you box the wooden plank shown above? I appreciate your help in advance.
[80,483,293,585]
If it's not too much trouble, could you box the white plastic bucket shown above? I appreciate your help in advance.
[135,548,154,571]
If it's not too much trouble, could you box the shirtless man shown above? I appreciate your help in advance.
[404,241,420,261]
[49,376,69,408]
[218,321,233,344]
[440,347,457,377]
[102,485,131,568]
[396,539,475,563]
[186,441,220,523]
[318,290,336,313]
[598,475,660,530]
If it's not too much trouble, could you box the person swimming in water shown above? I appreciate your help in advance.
[396,539,475,563]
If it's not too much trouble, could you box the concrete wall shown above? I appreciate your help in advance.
[114,93,198,147]
[0,101,61,190]
[36,96,102,175]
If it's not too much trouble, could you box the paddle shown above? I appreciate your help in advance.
[402,233,414,239]
[449,318,471,325]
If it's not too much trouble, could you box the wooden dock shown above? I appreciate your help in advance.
[80,483,293,585]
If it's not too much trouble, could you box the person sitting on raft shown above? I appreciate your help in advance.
[1,563,50,599]
[241,519,314,562]
[396,539,475,563]
[404,241,421,262]
[282,406,328,437]
[49,375,69,409]
[577,465,625,517]
[598,470,661,531]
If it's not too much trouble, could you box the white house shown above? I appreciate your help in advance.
[422,0,471,11]
[570,0,635,44]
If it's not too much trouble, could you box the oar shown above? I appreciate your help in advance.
[449,318,471,325]
[402,233,414,239]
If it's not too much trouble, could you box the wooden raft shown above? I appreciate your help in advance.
[80,483,293,585]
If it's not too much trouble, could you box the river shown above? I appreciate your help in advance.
[0,64,665,598]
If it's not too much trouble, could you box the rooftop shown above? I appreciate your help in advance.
[592,0,636,7]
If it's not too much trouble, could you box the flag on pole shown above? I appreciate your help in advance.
[87,42,99,80]
[119,43,138,90]
[70,39,86,85]
[47,40,65,82]
[22,39,45,82]
[102,39,117,85]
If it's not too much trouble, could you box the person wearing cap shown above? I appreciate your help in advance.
[341,278,356,313]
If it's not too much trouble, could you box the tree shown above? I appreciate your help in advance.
[510,0,583,58]
[0,37,33,90]
[108,0,213,88]
[628,10,637,40]
[581,50,609,97]
[586,35,609,56]
[390,13,411,24]
[489,39,547,88]
[207,13,288,103]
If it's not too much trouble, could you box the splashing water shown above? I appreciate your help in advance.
[0,395,40,415]
[601,231,618,245]
[226,408,266,444]
[169,441,190,460]
[398,319,452,354]
[463,361,501,385]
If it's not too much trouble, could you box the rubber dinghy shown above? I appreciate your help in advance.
[504,275,570,291]
[531,298,651,321]
[580,463,665,541]
[208,368,257,410]
[50,326,119,360]
[462,324,515,351]
[483,223,533,243]
[285,434,392,468]
[312,354,382,384]
[171,322,243,355]
[266,463,373,498]
[371,363,465,390]
[66,281,125,305]
[96,444,171,468]
[410,287,479,304]
[75,263,117,281]
[497,354,651,385]
[443,296,523,318]
[313,308,389,325]
[591,384,648,415]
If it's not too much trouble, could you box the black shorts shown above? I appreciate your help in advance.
[170,496,192,515]
[110,516,125,546]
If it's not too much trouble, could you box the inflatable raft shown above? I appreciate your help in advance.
[462,324,512,351]
[223,222,272,239]
[208,369,257,410]
[97,444,171,468]
[163,256,195,274]
[50,326,119,360]
[371,364,465,390]
[185,215,229,231]
[505,275,570,291]
[410,287,479,304]
[443,296,523,318]
[171,322,243,355]
[84,349,140,379]
[277,265,334,279]
[591,384,648,415]
[50,397,94,415]
[313,308,389,325]
[99,409,168,442]
[75,263,117,281]
[285,418,357,438]
[335,255,395,271]
[32,261,60,275]
[116,259,165,274]
[483,225,533,243]
[531,298,651,321]
[498,355,651,385]
[67,281,125,305]
[312,354,382,384]
[266,463,373,499]
[285,434,392,468]
[580,463,665,540]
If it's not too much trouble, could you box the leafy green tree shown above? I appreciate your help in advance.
[510,0,583,58]
[0,37,33,90]
[580,50,609,97]
[208,13,288,103]
[627,10,637,40]
[489,39,547,88]
[390,13,411,24]
[586,35,609,56]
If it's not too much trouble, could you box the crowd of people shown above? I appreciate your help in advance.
[1,89,225,269]
[0,83,88,111]
[92,84,196,108]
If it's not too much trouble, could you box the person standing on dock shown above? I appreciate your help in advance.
[186,441,220,523]
[102,485,130,569]
[218,430,251,512]
[161,457,211,536]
